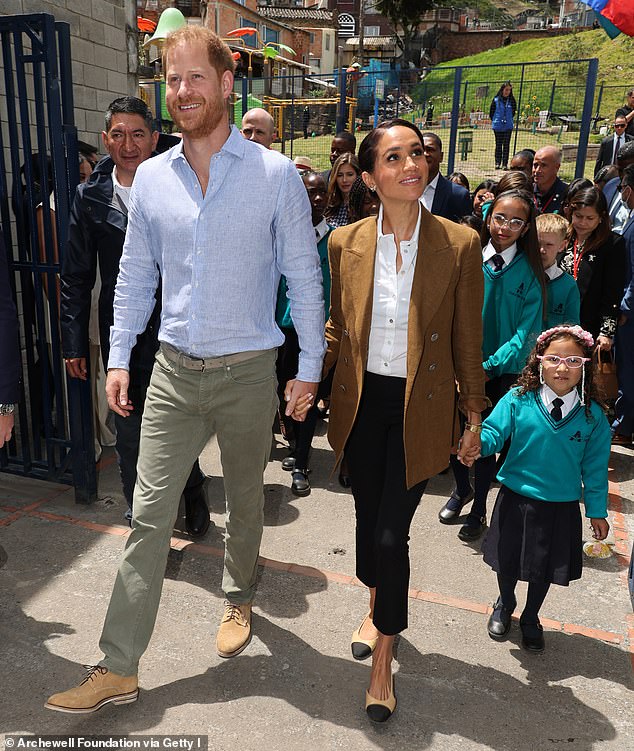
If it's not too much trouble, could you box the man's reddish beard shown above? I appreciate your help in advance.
[167,93,226,139]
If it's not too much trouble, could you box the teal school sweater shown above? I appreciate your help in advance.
[480,388,610,518]
[482,251,543,377]
[545,270,581,329]
[276,227,332,330]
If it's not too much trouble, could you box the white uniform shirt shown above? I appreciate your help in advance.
[540,383,579,419]
[367,202,422,378]
[482,239,518,269]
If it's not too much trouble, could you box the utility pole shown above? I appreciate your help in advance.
[358,0,365,67]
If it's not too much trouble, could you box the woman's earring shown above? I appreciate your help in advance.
[539,362,545,385]
[369,185,376,192]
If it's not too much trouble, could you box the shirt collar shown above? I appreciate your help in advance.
[425,173,440,192]
[540,383,579,411]
[167,124,244,164]
[482,239,518,265]
[545,263,563,280]
[315,217,330,242]
[377,201,422,245]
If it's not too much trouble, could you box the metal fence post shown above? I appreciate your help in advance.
[336,68,347,133]
[446,67,462,176]
[576,58,599,179]
[241,75,248,119]
[512,63,526,159]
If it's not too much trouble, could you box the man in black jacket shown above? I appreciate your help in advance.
[60,97,210,534]
[421,132,471,222]
[594,116,632,176]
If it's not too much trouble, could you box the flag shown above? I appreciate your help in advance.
[580,0,634,37]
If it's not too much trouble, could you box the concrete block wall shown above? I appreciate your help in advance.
[1,0,138,156]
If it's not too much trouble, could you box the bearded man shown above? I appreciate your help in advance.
[46,25,325,714]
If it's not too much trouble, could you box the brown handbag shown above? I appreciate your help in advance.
[593,346,618,400]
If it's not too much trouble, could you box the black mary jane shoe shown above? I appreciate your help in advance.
[281,454,296,472]
[438,488,474,524]
[487,597,516,640]
[458,514,487,542]
[520,621,545,653]
[291,468,311,497]
[184,485,211,538]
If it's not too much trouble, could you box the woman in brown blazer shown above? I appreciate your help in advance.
[324,119,488,722]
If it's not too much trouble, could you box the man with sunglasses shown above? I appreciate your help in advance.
[594,117,632,177]
[603,141,634,233]
[615,88,634,138]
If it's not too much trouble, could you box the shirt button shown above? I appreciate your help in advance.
[389,318,394,324]
[383,362,388,367]
[192,313,196,320]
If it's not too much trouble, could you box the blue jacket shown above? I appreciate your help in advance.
[490,95,516,132]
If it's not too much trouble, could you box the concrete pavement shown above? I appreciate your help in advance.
[1,424,633,750]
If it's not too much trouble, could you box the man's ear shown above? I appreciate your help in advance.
[221,69,234,100]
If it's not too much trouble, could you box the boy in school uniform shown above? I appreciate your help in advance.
[536,213,581,328]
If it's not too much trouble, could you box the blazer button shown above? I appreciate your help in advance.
[343,356,348,365]
[340,384,346,392]
[428,363,436,371]
[343,329,349,337]
[426,392,433,400]
[430,332,439,342]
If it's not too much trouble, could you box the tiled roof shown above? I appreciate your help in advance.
[345,36,397,48]
[259,8,334,22]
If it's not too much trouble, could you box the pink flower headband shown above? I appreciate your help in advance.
[536,325,594,349]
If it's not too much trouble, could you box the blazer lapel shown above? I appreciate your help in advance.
[407,209,454,381]
[343,217,377,369]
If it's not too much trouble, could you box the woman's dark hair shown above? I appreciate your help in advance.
[458,214,483,233]
[448,171,470,191]
[495,170,532,194]
[594,165,619,190]
[347,175,376,222]
[473,179,497,196]
[357,118,424,174]
[566,186,611,254]
[482,188,547,316]
[561,177,593,220]
[515,329,605,416]
[496,81,513,98]
[325,152,360,216]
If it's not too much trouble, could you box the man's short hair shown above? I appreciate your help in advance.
[163,24,235,79]
[334,131,356,149]
[617,140,634,163]
[513,149,535,164]
[422,131,443,150]
[627,88,634,97]
[536,212,568,240]
[105,96,155,132]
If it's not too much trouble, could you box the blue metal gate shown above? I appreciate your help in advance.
[0,13,96,502]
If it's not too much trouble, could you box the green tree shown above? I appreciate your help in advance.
[376,0,432,67]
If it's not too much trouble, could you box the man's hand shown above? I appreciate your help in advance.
[457,428,481,467]
[284,379,318,422]
[0,414,15,448]
[65,357,88,380]
[590,518,610,541]
[106,368,133,417]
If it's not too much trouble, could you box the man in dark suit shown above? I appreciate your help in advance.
[0,229,20,449]
[612,164,634,444]
[594,116,632,176]
[603,141,634,233]
[421,132,471,221]
[616,87,634,138]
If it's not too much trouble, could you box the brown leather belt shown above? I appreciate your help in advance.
[161,343,270,372]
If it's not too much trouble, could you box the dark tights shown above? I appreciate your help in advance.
[497,573,550,624]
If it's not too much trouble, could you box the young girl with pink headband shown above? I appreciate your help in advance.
[463,324,611,653]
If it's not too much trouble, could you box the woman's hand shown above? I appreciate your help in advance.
[457,429,481,466]
[284,379,318,422]
[590,518,609,541]
[596,335,612,352]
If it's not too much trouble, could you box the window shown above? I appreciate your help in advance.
[239,17,256,47]
[325,32,331,51]
[309,32,315,44]
[338,13,355,37]
[264,26,279,44]
[311,57,321,69]
[364,26,380,37]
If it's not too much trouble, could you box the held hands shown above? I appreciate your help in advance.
[590,518,609,541]
[457,428,481,467]
[0,414,15,449]
[65,357,88,380]
[105,368,134,417]
[284,379,318,422]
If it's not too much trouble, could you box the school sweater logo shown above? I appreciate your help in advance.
[510,281,526,299]
[553,303,564,314]
[569,430,583,442]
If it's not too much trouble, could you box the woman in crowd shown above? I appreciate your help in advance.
[490,81,517,170]
[448,171,470,192]
[472,179,497,219]
[561,178,594,222]
[324,119,487,722]
[324,152,360,227]
[347,175,380,223]
[559,186,626,346]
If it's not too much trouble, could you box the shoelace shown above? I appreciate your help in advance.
[223,602,247,626]
[80,665,108,685]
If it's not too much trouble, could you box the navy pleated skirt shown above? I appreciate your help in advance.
[482,485,583,586]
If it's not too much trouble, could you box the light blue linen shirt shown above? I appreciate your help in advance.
[109,126,325,381]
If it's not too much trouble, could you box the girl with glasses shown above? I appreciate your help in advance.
[461,325,610,653]
[440,189,546,541]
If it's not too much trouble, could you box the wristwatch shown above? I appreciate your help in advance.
[0,404,16,415]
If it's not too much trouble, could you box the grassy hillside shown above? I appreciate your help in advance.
[417,29,634,123]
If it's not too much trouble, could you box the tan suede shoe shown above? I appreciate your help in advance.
[45,665,139,714]
[216,601,252,658]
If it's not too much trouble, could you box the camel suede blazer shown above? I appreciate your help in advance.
[324,210,488,489]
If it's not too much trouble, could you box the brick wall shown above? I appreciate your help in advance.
[1,0,137,153]
[436,28,576,64]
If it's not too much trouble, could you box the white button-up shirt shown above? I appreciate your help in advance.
[367,203,422,378]
[421,172,439,212]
